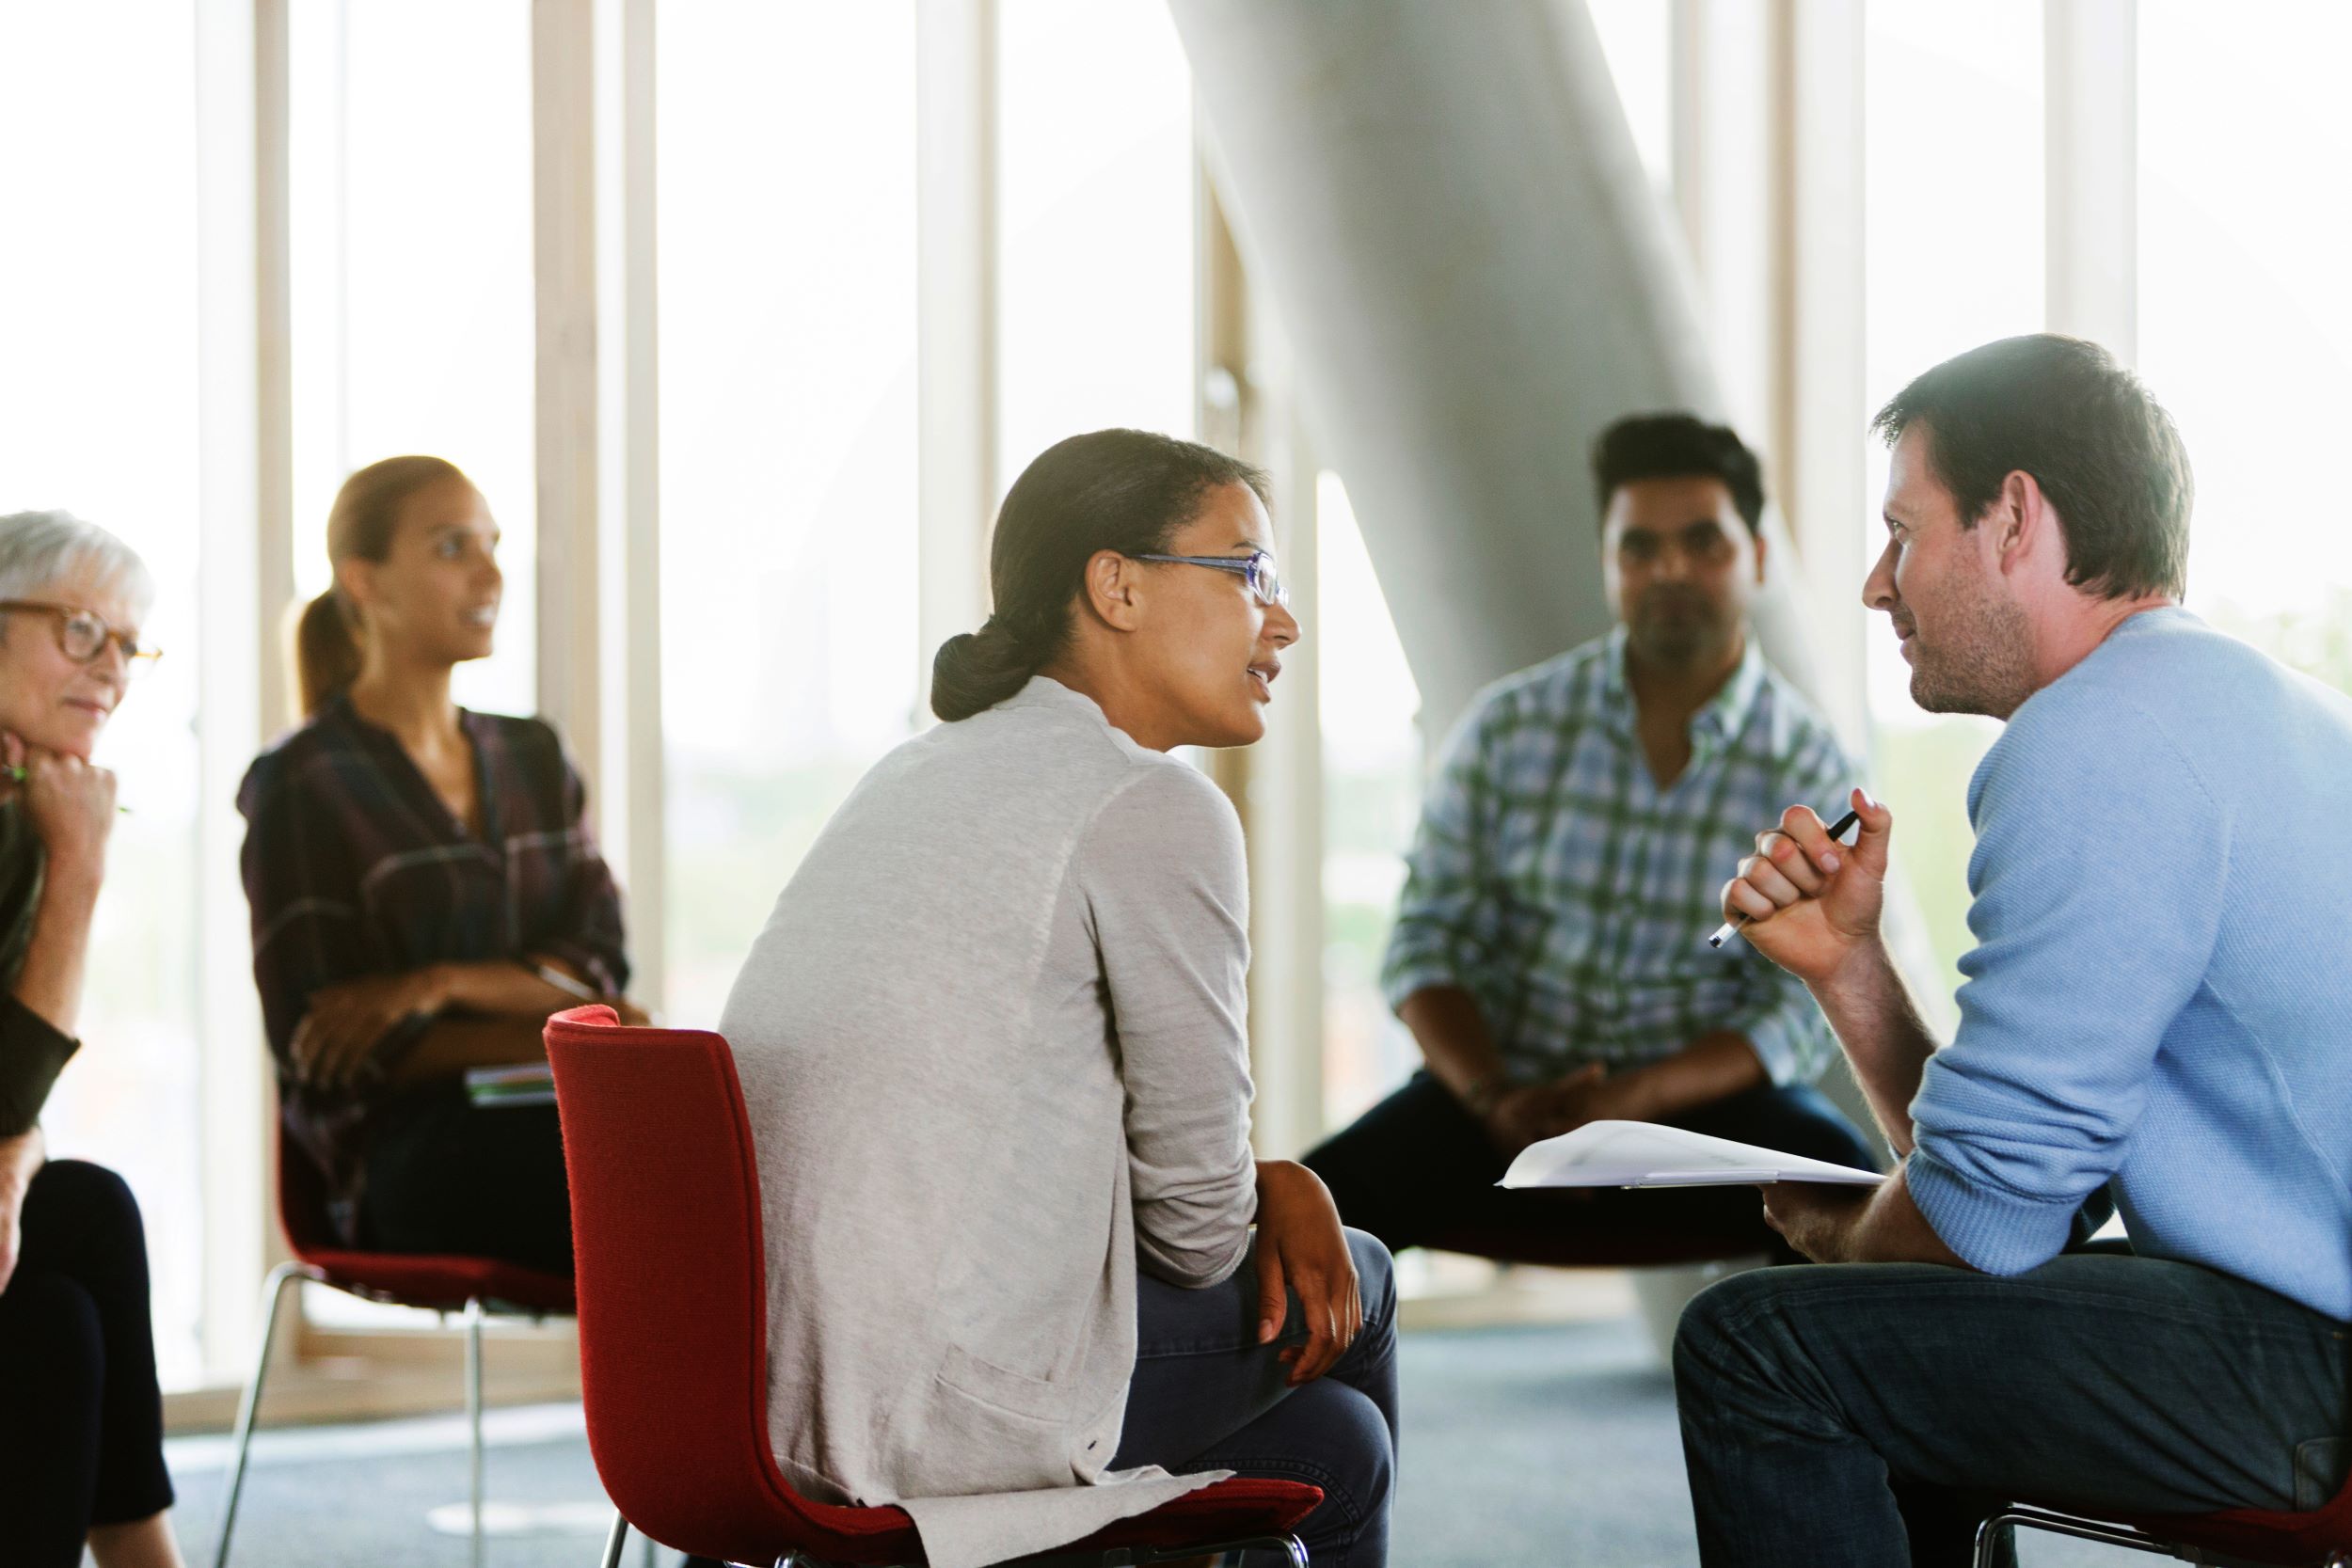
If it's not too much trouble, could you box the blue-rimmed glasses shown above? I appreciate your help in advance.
[1130,549,1290,609]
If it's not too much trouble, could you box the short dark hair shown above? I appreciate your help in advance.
[1590,412,1766,536]
[1872,334,2193,601]
[930,429,1270,721]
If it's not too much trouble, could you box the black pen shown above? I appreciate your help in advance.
[1707,807,1862,949]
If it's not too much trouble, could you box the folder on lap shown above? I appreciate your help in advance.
[1498,1119,1883,1190]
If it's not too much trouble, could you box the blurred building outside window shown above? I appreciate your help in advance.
[289,0,538,721]
[995,0,1197,493]
[656,4,921,1030]
[2139,2,2352,697]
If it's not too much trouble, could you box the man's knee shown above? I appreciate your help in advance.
[1673,1265,1798,1392]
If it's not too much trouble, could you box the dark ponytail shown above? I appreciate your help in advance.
[296,454,473,716]
[930,429,1270,721]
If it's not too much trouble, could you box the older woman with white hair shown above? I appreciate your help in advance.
[0,511,183,1568]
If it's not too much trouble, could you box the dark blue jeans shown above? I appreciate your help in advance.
[1675,1253,2352,1567]
[1111,1228,1399,1568]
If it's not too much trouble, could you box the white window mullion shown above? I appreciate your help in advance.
[191,0,290,1383]
[914,0,998,718]
[589,0,664,1009]
[533,0,603,780]
[2044,0,2138,362]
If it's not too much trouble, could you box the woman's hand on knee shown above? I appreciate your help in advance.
[0,1126,44,1293]
[1253,1160,1362,1386]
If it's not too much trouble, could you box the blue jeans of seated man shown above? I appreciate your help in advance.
[1674,1252,2352,1568]
[1111,1227,1399,1568]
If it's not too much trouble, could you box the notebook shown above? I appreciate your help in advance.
[1499,1119,1883,1189]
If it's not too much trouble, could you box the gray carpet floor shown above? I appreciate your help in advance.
[166,1316,2115,1566]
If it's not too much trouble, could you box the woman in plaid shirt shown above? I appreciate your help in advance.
[238,457,642,1273]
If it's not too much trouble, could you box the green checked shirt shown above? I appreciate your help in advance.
[1381,626,1856,1086]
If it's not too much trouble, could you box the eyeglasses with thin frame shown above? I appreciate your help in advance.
[1129,549,1290,609]
[0,601,163,675]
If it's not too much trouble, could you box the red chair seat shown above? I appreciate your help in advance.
[1988,1449,2352,1567]
[292,1247,576,1316]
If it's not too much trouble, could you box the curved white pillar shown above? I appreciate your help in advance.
[1169,0,1826,737]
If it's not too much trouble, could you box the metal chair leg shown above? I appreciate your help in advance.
[1975,1506,2174,1565]
[212,1262,313,1568]
[599,1509,629,1568]
[465,1294,487,1568]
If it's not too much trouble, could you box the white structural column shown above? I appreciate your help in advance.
[191,0,288,1379]
[1775,0,1868,749]
[2044,0,2137,362]
[1172,0,1830,742]
[533,0,605,793]
[590,0,664,1007]
[914,0,998,708]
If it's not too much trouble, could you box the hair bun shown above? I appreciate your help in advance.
[930,622,1039,722]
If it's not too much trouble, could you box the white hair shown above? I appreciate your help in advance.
[0,511,155,619]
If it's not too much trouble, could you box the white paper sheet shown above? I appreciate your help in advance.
[1498,1118,1883,1189]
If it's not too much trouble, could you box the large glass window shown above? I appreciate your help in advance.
[657,6,921,1027]
[2140,2,2352,694]
[0,1,208,1386]
[1587,0,1674,197]
[1861,2,2043,995]
[995,0,1197,483]
[289,0,538,719]
[1316,475,1424,1132]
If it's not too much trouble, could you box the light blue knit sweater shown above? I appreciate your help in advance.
[1907,608,2352,1317]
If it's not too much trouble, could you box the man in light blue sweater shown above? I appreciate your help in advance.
[1675,334,2352,1567]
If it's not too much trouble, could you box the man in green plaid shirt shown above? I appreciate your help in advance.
[1304,414,1875,1256]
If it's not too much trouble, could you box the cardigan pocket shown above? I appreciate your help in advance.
[936,1342,1079,1424]
[875,1343,1080,1497]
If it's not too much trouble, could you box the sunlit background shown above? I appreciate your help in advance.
[2,0,2347,1398]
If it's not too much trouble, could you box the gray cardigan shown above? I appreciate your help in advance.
[721,676,1261,1568]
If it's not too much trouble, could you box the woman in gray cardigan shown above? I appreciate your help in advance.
[722,429,1397,1568]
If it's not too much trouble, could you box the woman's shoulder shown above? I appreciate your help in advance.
[1087,752,1245,864]
[238,703,365,817]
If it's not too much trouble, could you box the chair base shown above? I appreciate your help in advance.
[214,1265,496,1568]
[1975,1504,2352,1568]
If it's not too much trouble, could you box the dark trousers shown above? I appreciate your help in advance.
[1113,1228,1399,1568]
[359,1084,574,1275]
[1301,1070,1875,1260]
[0,1159,175,1568]
[1675,1254,2352,1567]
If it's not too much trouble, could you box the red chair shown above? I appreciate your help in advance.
[1978,1476,2352,1566]
[211,1122,576,1568]
[543,1005,1325,1568]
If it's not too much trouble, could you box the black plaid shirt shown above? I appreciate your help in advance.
[237,697,628,1239]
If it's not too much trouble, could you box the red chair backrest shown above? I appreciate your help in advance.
[544,1006,914,1560]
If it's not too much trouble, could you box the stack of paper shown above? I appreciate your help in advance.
[464,1062,556,1109]
[1499,1119,1883,1190]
